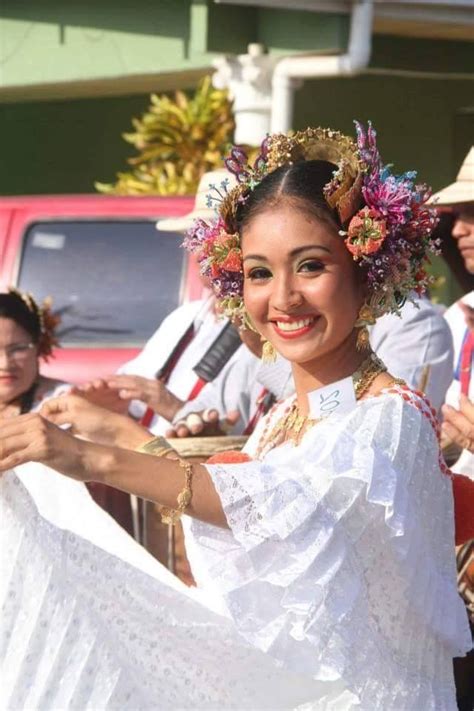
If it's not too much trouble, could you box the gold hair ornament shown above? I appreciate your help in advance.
[184,122,439,331]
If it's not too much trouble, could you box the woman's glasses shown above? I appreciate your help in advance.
[0,343,36,362]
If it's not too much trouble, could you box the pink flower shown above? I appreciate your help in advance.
[363,173,414,226]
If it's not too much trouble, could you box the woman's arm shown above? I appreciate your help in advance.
[0,413,227,528]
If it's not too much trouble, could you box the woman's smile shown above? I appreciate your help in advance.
[271,315,319,339]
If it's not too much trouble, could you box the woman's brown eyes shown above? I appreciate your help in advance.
[299,260,324,273]
[247,267,272,280]
[246,260,323,280]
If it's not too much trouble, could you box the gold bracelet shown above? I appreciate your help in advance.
[135,437,193,525]
[158,458,194,526]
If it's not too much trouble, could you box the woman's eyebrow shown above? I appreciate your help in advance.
[243,244,331,262]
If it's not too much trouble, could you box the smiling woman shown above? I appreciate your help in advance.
[240,161,366,385]
[0,125,472,710]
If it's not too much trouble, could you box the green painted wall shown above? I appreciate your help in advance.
[295,75,473,195]
[0,1,197,89]
[0,94,150,195]
[1,72,470,195]
[294,73,473,304]
[0,1,349,92]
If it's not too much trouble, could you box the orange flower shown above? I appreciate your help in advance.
[345,207,387,257]
[220,249,242,273]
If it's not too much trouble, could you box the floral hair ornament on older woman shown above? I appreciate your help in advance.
[184,122,440,352]
[7,287,60,360]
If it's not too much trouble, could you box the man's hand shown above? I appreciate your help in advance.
[166,409,240,438]
[105,375,183,422]
[41,393,150,449]
[442,394,474,454]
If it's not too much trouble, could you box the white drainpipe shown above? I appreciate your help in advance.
[271,0,374,133]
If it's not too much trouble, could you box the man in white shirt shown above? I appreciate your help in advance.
[432,147,474,479]
[430,146,474,711]
[92,170,245,435]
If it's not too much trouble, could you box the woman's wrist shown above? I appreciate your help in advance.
[111,415,151,450]
[75,439,121,485]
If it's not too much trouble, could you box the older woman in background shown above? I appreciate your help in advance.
[0,289,64,416]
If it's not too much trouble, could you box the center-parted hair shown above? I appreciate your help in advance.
[236,160,344,233]
[0,292,42,343]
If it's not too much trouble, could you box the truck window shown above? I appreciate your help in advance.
[17,220,185,347]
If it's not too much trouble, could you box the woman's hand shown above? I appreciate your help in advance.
[41,394,151,449]
[105,375,183,422]
[442,394,474,454]
[0,413,84,475]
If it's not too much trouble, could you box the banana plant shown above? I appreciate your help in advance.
[96,76,235,196]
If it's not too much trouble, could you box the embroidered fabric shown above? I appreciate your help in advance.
[187,388,472,709]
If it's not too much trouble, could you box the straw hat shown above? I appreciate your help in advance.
[156,169,238,233]
[430,147,474,206]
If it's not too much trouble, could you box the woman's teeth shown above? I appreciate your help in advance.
[275,318,314,332]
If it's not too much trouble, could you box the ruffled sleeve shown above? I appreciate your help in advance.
[189,392,472,709]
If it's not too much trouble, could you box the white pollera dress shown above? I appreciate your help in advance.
[0,385,471,710]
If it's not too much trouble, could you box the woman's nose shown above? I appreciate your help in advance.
[270,274,303,312]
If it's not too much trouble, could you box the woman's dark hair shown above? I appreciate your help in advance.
[0,292,41,343]
[236,160,344,232]
[0,292,41,412]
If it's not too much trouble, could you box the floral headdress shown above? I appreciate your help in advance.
[8,287,60,360]
[183,122,439,325]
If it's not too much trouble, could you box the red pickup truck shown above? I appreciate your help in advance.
[0,194,201,384]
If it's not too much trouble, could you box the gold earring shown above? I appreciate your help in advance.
[261,337,277,364]
[355,303,376,351]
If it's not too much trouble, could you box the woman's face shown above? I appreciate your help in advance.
[242,203,365,366]
[0,318,39,404]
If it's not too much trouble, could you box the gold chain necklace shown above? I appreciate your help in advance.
[256,352,387,456]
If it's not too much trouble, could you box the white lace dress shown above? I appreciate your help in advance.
[0,386,471,710]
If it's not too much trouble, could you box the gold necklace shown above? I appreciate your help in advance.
[256,352,387,456]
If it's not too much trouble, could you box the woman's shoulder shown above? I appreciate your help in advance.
[341,381,441,449]
[370,380,439,429]
[320,381,447,476]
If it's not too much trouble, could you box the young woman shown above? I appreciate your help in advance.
[0,124,471,709]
